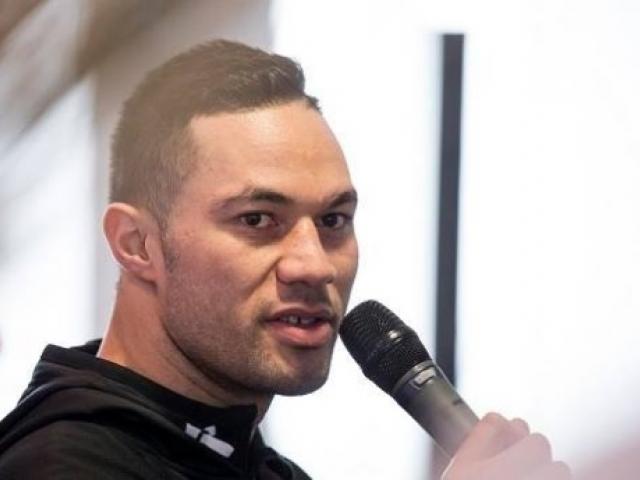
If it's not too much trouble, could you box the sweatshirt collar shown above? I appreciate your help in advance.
[40,340,260,472]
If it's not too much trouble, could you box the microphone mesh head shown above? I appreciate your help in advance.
[340,300,431,394]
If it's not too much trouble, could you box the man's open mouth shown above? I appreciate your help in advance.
[266,310,336,347]
[277,315,323,326]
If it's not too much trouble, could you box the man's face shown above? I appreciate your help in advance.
[157,101,358,399]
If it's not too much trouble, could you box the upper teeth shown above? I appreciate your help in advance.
[281,316,317,325]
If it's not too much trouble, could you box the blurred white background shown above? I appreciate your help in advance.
[1,1,639,478]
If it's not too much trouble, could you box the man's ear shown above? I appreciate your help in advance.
[103,203,165,282]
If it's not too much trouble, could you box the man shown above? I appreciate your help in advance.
[0,40,570,479]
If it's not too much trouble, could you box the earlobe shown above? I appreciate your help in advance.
[103,203,162,282]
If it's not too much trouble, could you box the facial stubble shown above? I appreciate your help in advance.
[160,238,337,400]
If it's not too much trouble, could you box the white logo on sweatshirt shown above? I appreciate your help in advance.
[185,423,235,458]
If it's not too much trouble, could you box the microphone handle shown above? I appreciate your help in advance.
[392,361,479,458]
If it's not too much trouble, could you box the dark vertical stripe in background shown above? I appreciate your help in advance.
[431,32,465,480]
[435,33,465,387]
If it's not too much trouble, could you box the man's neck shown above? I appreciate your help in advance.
[98,278,273,431]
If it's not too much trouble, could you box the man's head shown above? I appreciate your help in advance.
[103,40,358,403]
[110,39,319,228]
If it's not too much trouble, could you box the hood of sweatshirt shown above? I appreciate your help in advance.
[0,340,308,479]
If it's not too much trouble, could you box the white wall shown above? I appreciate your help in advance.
[453,0,640,473]
[0,81,95,415]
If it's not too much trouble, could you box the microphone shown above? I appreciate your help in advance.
[339,300,479,458]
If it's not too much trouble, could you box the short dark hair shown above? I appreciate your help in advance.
[109,39,319,227]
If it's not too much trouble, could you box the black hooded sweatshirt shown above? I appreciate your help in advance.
[0,340,311,479]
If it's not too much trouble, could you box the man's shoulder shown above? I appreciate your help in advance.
[0,419,169,479]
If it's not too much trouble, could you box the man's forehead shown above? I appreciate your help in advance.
[187,102,342,158]
[183,102,352,196]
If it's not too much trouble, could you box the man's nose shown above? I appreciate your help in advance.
[276,219,337,287]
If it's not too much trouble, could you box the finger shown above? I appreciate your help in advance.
[454,412,517,462]
[503,417,530,447]
[490,433,554,478]
[522,461,572,480]
[509,417,530,438]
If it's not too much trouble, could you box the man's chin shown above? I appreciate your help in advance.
[265,363,332,396]
[266,344,335,395]
[273,375,330,396]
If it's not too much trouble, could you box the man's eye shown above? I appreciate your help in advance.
[240,213,276,229]
[319,213,351,229]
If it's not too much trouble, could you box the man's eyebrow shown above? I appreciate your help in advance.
[217,188,293,209]
[328,189,358,208]
[216,187,358,210]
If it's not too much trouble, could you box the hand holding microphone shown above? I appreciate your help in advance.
[340,300,571,479]
[443,413,571,480]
